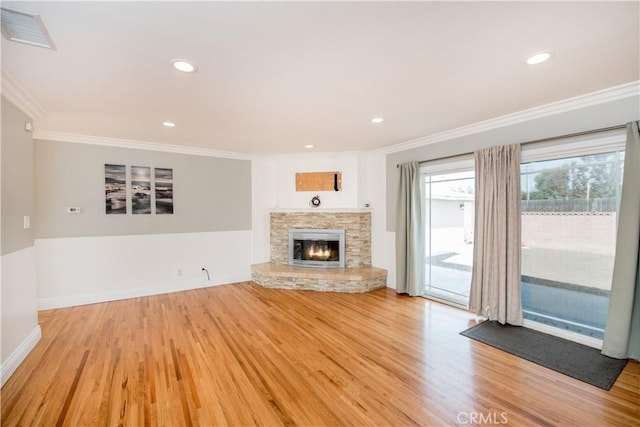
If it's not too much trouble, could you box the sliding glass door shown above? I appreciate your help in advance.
[423,169,475,305]
[419,141,624,344]
[520,150,624,339]
[422,145,624,339]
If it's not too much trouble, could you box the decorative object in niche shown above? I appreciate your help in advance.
[105,164,127,214]
[155,168,174,214]
[295,171,342,192]
[131,166,151,214]
[310,195,321,208]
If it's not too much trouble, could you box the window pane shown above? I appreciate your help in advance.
[520,151,623,339]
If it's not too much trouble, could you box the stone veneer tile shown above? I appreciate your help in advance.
[251,262,386,281]
[251,270,387,293]
[270,212,371,268]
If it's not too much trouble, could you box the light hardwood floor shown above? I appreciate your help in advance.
[1,282,638,426]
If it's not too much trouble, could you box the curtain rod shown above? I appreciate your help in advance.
[396,124,627,168]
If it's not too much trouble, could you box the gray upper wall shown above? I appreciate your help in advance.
[35,139,252,239]
[1,97,35,255]
[386,96,640,231]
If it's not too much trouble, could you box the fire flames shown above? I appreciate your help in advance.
[307,246,332,260]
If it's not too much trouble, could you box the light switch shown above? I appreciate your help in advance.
[23,216,30,229]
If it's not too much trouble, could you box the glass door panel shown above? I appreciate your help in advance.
[424,170,475,305]
[520,151,623,339]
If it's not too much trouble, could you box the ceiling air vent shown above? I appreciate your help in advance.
[1,6,55,49]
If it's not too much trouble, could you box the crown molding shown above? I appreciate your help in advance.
[381,81,640,155]
[0,70,46,119]
[270,150,364,160]
[32,130,256,161]
[10,75,638,159]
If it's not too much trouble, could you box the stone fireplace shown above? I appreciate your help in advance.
[270,211,371,267]
[251,210,387,293]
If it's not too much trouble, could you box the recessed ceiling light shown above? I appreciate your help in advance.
[371,117,384,124]
[526,52,551,65]
[171,59,197,73]
[304,144,314,149]
[162,121,176,127]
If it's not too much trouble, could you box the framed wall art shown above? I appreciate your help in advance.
[105,164,127,214]
[155,168,174,214]
[131,166,151,214]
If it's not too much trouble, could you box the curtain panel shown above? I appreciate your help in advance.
[469,144,523,325]
[396,162,425,296]
[602,121,640,360]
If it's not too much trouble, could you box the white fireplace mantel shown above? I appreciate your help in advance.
[267,207,372,213]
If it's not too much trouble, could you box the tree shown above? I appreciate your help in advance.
[532,168,569,199]
[583,153,618,198]
[527,153,619,201]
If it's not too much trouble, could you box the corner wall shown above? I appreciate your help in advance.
[34,139,253,309]
[1,97,41,386]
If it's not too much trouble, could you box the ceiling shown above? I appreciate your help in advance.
[1,1,639,155]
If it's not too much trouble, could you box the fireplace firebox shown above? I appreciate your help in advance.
[288,229,345,268]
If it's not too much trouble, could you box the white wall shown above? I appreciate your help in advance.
[274,153,361,208]
[357,151,390,279]
[1,248,38,357]
[36,231,252,309]
[1,247,41,385]
[251,157,277,264]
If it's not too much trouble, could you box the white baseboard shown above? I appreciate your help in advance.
[37,275,247,311]
[1,325,42,387]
